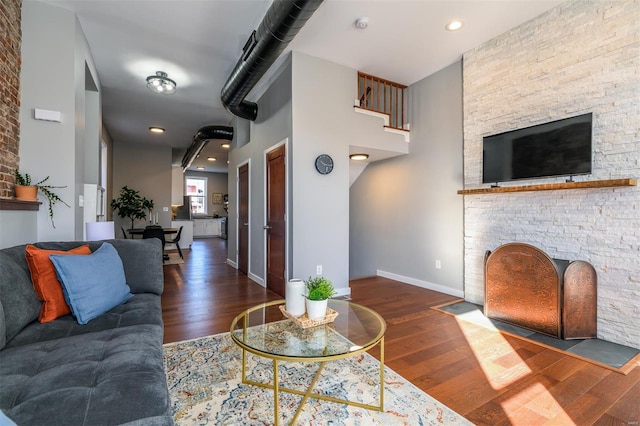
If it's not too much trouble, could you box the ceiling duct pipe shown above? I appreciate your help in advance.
[181,125,234,171]
[220,0,324,121]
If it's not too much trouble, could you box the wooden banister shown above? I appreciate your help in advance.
[357,71,407,131]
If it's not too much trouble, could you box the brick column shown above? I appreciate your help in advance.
[0,0,22,199]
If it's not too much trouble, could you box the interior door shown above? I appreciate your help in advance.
[265,144,286,296]
[238,163,249,275]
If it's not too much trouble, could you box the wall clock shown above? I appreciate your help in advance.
[315,154,334,175]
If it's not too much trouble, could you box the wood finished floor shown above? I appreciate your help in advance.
[162,238,639,426]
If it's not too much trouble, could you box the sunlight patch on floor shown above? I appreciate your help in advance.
[456,316,532,390]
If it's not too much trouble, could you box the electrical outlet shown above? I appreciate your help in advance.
[316,265,322,275]
[435,259,442,269]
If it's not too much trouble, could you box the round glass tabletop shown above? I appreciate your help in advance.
[230,299,386,361]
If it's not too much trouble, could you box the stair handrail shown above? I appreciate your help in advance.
[357,71,408,131]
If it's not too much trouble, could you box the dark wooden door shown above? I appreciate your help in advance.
[238,163,249,275]
[265,144,286,296]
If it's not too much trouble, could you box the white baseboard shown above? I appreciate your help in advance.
[249,272,264,287]
[376,270,464,298]
[334,287,352,298]
[226,258,237,268]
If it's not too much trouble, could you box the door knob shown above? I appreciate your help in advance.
[243,223,249,226]
[263,225,272,230]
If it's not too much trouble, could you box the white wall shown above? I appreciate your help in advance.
[462,0,639,348]
[350,61,464,297]
[19,1,101,242]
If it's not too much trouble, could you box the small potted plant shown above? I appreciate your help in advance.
[305,276,337,320]
[110,186,154,230]
[14,170,70,228]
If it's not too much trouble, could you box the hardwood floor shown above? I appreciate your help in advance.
[162,238,639,425]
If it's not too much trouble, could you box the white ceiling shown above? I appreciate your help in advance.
[39,0,562,172]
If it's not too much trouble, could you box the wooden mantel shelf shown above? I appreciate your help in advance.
[457,178,637,195]
[0,198,41,211]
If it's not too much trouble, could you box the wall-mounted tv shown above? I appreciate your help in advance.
[482,113,592,184]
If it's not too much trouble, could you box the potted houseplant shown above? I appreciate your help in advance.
[14,170,70,228]
[305,276,337,320]
[110,186,154,230]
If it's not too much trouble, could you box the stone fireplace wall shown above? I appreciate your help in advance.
[462,0,639,348]
[0,0,22,199]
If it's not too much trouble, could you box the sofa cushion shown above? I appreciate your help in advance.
[0,301,6,350]
[5,293,162,348]
[0,324,173,426]
[34,239,164,295]
[26,244,92,323]
[0,252,41,344]
[50,243,133,325]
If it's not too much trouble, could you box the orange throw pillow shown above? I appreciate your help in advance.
[26,244,92,323]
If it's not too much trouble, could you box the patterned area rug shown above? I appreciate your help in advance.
[163,332,471,425]
[163,252,184,265]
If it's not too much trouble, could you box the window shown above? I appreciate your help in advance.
[186,177,207,215]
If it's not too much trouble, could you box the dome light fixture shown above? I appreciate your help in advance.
[350,153,369,161]
[445,20,463,31]
[196,167,205,170]
[148,127,165,133]
[221,142,231,149]
[146,71,176,95]
[207,156,217,162]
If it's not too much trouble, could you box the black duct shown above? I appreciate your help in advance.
[220,0,324,121]
[181,125,234,171]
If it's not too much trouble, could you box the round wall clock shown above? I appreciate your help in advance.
[315,154,334,175]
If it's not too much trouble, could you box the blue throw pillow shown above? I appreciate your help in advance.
[50,242,132,325]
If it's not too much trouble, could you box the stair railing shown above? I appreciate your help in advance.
[358,71,408,131]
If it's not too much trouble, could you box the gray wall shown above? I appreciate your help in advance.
[112,141,172,233]
[19,1,101,242]
[349,61,464,296]
[228,57,292,283]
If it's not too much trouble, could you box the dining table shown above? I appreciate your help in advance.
[127,227,178,238]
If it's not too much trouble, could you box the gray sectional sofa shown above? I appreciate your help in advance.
[0,239,174,425]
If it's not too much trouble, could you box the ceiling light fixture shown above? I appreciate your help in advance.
[207,157,217,162]
[355,17,369,30]
[148,127,165,133]
[196,167,205,170]
[221,142,230,149]
[445,20,463,31]
[146,71,176,95]
[350,153,369,161]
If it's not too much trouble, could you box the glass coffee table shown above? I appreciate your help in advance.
[230,299,386,425]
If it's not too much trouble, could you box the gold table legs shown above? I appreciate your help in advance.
[240,337,385,426]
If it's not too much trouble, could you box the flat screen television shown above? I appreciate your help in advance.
[482,113,592,184]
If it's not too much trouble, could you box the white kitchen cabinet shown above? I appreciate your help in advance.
[193,218,223,237]
[168,220,193,249]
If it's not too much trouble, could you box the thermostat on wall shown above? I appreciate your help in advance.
[34,108,62,123]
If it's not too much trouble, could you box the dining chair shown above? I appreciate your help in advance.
[142,227,168,261]
[121,227,129,239]
[166,226,184,259]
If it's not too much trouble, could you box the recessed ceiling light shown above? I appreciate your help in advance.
[350,153,369,161]
[196,167,205,170]
[149,127,165,133]
[207,157,216,162]
[221,142,230,149]
[446,20,463,31]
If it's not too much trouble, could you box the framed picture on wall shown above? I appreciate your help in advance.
[212,193,223,205]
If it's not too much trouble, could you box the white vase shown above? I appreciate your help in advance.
[285,279,306,317]
[306,298,328,320]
